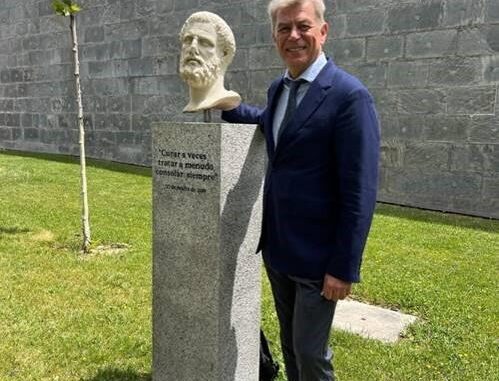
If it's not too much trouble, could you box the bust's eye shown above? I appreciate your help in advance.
[183,36,193,45]
[199,38,214,48]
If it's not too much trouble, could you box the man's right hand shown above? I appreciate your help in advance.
[321,273,352,301]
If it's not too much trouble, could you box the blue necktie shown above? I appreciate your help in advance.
[277,78,306,143]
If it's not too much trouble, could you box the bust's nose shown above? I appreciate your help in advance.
[188,36,199,53]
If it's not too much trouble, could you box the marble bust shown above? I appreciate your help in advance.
[179,11,241,112]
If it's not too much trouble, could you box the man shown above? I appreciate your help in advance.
[221,0,380,380]
[179,11,241,112]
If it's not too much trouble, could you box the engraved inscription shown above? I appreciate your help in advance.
[155,148,217,194]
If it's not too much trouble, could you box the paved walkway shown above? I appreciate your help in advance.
[333,299,418,343]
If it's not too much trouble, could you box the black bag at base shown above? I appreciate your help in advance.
[260,329,279,381]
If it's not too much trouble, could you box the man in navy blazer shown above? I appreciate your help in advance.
[222,0,379,379]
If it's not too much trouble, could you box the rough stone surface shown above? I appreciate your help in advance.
[0,0,498,218]
[152,122,265,381]
[366,35,403,62]
[333,300,418,343]
[406,29,458,59]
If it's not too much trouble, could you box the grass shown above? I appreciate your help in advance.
[0,150,498,381]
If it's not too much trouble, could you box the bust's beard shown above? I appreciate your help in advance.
[180,60,222,89]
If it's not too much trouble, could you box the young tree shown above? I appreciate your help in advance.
[52,0,91,253]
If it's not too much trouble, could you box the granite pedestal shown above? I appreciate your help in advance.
[152,122,265,381]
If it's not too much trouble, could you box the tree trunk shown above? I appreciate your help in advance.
[70,14,91,252]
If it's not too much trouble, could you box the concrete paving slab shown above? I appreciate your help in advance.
[333,299,418,343]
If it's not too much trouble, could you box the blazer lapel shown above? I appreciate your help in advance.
[274,60,336,157]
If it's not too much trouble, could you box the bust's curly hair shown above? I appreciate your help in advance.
[179,12,236,70]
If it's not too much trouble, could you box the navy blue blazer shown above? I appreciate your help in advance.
[222,59,380,282]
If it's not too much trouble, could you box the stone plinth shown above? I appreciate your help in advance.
[334,299,418,343]
[152,122,265,381]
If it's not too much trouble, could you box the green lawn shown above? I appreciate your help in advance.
[0,151,497,381]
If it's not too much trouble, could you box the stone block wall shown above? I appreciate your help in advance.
[330,0,499,218]
[0,0,498,218]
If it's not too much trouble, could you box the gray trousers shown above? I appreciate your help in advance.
[265,262,336,381]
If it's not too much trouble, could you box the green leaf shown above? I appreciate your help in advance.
[69,4,81,13]
[52,0,81,16]
[52,0,69,16]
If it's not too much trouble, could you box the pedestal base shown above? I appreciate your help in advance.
[152,122,265,381]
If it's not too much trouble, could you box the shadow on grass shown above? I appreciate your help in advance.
[0,149,151,177]
[375,202,498,233]
[0,226,30,234]
[82,368,151,381]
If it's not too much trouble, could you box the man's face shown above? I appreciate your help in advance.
[273,1,328,78]
[180,22,222,88]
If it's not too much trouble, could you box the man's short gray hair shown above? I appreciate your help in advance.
[267,0,326,30]
[179,11,236,68]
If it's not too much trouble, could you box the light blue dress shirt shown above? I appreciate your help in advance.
[272,52,328,146]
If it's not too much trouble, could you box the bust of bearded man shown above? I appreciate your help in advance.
[179,11,241,113]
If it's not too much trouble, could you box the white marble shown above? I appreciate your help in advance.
[179,12,241,112]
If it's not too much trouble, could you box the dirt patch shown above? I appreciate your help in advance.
[80,243,130,258]
[30,230,55,242]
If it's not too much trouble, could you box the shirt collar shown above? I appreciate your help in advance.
[284,52,327,83]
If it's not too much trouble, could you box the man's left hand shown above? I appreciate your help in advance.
[321,274,352,301]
